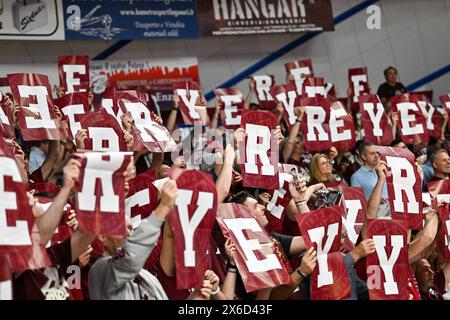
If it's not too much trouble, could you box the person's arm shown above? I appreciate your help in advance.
[361,161,387,239]
[390,112,399,138]
[149,152,164,172]
[283,110,303,162]
[442,261,450,291]
[215,144,235,203]
[40,140,60,180]
[289,179,326,215]
[269,247,316,300]
[408,209,439,264]
[243,80,255,109]
[159,220,175,277]
[35,159,81,245]
[440,111,448,143]
[166,94,180,134]
[290,236,306,255]
[220,238,238,300]
[210,101,221,129]
[98,180,177,294]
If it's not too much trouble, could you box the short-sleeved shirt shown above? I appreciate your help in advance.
[351,166,388,200]
[13,239,73,300]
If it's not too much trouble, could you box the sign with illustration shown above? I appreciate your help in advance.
[63,0,198,40]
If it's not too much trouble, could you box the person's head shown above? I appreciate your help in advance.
[100,216,134,255]
[37,140,50,155]
[359,142,380,168]
[391,138,406,149]
[384,66,398,84]
[430,149,450,177]
[158,160,172,179]
[414,259,435,292]
[292,133,306,157]
[228,190,268,227]
[310,153,333,182]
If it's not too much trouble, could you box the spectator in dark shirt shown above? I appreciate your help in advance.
[376,66,406,113]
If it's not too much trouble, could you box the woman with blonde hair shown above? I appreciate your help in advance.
[308,152,346,187]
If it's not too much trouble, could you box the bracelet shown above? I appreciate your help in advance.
[296,268,307,279]
[211,286,220,296]
[294,200,306,205]
[295,119,301,123]
[227,267,238,273]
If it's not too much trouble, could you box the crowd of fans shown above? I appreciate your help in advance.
[1,65,449,301]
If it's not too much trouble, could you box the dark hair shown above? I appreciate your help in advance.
[390,138,403,147]
[384,66,397,77]
[429,148,448,165]
[227,190,250,204]
[427,144,441,162]
[358,141,374,157]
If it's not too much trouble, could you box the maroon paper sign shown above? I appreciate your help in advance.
[0,154,51,273]
[55,92,90,140]
[285,59,314,94]
[348,68,370,113]
[118,99,177,153]
[390,94,429,145]
[296,205,351,300]
[251,75,277,110]
[439,94,450,130]
[436,204,450,261]
[79,112,128,152]
[168,170,218,290]
[414,94,443,139]
[7,73,66,141]
[125,170,159,229]
[0,96,14,139]
[271,84,300,127]
[240,110,279,190]
[58,55,90,94]
[300,97,355,152]
[216,203,291,293]
[266,164,296,233]
[302,77,327,98]
[359,94,394,146]
[73,152,132,236]
[214,88,244,129]
[336,186,366,252]
[376,146,424,229]
[427,179,450,206]
[366,219,411,300]
[173,81,210,126]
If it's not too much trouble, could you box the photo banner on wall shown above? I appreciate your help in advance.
[63,0,198,40]
[197,0,334,36]
[0,0,65,40]
[90,57,200,111]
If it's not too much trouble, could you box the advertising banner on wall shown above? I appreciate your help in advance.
[90,57,200,111]
[197,0,334,36]
[0,0,65,40]
[63,0,198,40]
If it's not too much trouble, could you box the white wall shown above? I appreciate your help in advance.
[0,0,449,104]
